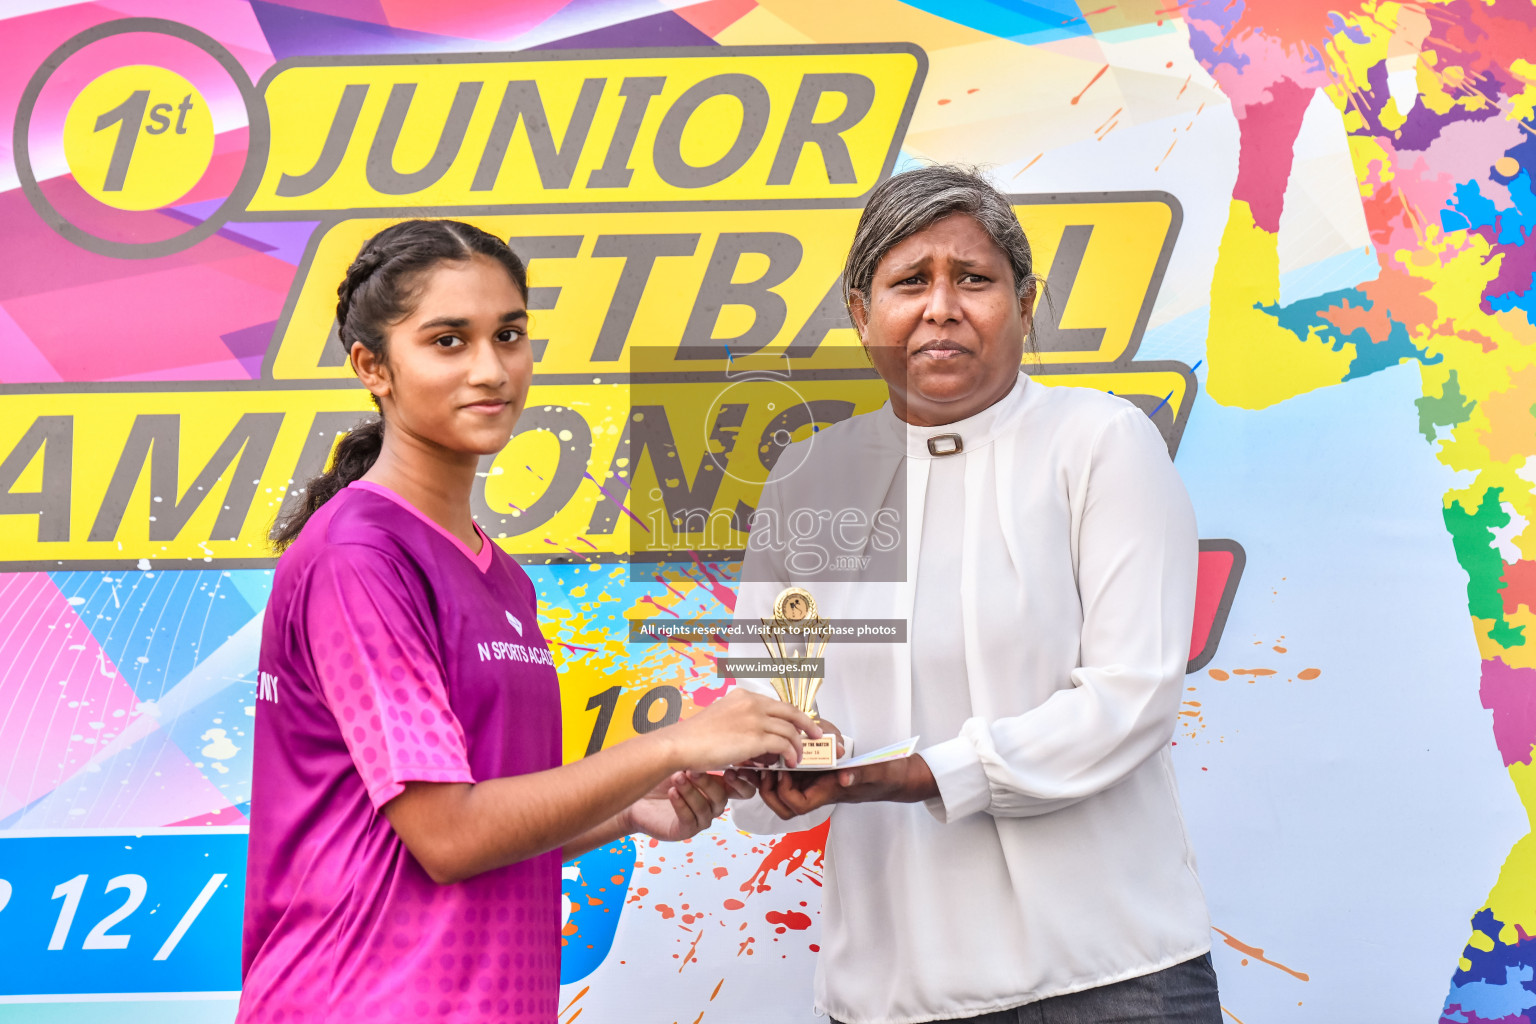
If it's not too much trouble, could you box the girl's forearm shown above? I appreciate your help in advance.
[384,730,680,883]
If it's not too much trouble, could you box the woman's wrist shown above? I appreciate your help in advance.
[900,754,940,803]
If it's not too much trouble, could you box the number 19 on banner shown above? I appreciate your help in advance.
[0,833,245,998]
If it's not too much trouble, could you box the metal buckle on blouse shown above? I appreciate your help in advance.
[927,433,963,457]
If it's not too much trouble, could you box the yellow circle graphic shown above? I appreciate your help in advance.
[63,65,215,211]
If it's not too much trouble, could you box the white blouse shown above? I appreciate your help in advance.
[730,371,1211,1024]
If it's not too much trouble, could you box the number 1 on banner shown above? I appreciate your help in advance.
[48,874,87,950]
[94,90,148,192]
[154,873,226,961]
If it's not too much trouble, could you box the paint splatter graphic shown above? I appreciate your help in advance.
[1180,1,1536,1016]
[619,817,828,968]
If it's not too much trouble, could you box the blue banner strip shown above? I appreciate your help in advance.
[0,833,246,997]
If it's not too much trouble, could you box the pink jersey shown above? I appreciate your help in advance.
[240,480,562,1024]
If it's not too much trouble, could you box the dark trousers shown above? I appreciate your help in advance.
[833,953,1222,1024]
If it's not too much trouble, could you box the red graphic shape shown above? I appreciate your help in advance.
[1189,540,1246,673]
[742,820,828,894]
[765,910,812,931]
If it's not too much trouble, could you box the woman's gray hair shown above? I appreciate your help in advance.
[842,165,1040,324]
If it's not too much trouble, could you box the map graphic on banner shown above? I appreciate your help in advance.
[0,2,1533,1023]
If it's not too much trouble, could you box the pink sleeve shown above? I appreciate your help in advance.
[302,547,475,808]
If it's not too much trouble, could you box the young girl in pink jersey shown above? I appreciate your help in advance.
[239,219,814,1024]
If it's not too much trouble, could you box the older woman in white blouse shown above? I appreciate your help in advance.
[730,166,1220,1024]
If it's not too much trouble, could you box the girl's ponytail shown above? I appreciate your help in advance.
[270,418,383,551]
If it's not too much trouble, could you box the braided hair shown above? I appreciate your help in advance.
[271,219,528,551]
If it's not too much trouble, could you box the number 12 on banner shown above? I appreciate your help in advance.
[44,871,226,958]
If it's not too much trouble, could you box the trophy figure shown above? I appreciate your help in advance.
[760,586,836,767]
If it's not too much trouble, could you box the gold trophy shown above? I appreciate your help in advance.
[760,586,836,767]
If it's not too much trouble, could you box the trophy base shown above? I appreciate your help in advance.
[796,735,837,768]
